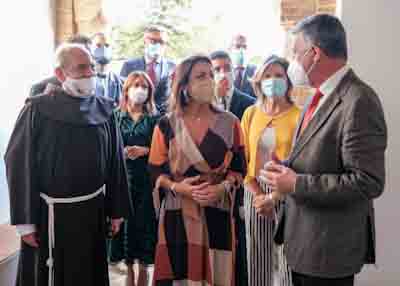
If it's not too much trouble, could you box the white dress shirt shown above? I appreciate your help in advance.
[312,64,351,118]
[216,85,234,111]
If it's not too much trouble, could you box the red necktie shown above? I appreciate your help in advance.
[234,67,244,89]
[300,89,324,134]
[146,61,157,86]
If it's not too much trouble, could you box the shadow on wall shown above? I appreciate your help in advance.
[0,130,9,224]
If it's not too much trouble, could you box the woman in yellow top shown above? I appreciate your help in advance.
[241,55,301,286]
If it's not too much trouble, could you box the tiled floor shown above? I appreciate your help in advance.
[109,263,154,286]
[0,226,154,286]
[0,225,19,262]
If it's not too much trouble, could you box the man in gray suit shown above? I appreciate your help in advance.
[258,14,387,286]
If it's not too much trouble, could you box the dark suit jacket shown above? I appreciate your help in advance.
[282,70,387,278]
[229,88,255,225]
[229,88,255,120]
[235,64,257,98]
[30,76,60,97]
[120,57,175,115]
[95,71,123,104]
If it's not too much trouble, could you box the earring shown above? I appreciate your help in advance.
[182,89,190,103]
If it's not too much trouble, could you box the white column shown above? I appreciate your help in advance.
[338,1,400,285]
[0,0,54,223]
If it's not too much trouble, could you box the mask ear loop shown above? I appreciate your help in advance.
[302,46,318,77]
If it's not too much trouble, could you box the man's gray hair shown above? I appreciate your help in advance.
[292,14,348,60]
[54,43,91,69]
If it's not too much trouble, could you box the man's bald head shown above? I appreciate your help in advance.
[54,43,94,82]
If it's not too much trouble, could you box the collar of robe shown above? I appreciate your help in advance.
[26,88,115,126]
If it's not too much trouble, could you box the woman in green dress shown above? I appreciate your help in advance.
[115,71,160,286]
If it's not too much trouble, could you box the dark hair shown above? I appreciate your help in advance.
[91,32,106,39]
[209,50,231,62]
[144,25,164,34]
[252,55,293,104]
[120,71,156,115]
[66,34,92,47]
[292,14,347,60]
[169,54,213,114]
[230,34,247,47]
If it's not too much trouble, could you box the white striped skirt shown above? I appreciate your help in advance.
[244,186,292,286]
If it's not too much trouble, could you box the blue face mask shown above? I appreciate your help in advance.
[92,46,112,65]
[145,43,162,60]
[231,48,245,67]
[261,78,288,98]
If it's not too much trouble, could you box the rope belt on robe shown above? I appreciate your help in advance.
[40,185,106,286]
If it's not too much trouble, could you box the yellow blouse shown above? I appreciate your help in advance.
[241,104,301,184]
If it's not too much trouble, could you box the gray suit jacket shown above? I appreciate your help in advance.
[283,70,387,278]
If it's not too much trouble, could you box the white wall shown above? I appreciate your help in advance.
[0,1,54,223]
[338,0,400,284]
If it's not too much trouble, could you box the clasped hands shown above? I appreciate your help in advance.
[173,176,226,207]
[252,160,297,217]
[124,145,149,160]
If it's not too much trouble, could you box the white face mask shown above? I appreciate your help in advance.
[261,78,288,98]
[128,87,148,104]
[287,48,315,87]
[62,76,96,97]
[145,43,163,61]
[231,48,246,67]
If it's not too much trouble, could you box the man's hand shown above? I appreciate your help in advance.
[124,146,149,160]
[111,218,124,236]
[259,161,297,195]
[44,83,59,95]
[22,232,39,248]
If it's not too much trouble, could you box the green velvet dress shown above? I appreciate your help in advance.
[114,110,159,265]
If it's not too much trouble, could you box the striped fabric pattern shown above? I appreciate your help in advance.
[242,113,297,286]
[244,186,292,286]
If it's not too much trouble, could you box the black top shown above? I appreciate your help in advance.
[115,110,160,189]
[5,89,130,225]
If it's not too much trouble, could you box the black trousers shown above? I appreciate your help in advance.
[292,272,354,286]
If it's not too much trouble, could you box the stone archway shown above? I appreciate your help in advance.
[53,0,107,45]
[281,0,336,29]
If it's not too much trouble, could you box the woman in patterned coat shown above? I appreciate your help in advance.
[148,55,247,286]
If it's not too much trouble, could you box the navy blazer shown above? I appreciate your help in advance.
[235,64,257,98]
[229,88,256,120]
[120,57,176,115]
[95,71,123,105]
[229,88,255,235]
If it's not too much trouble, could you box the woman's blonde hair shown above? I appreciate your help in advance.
[251,55,293,105]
